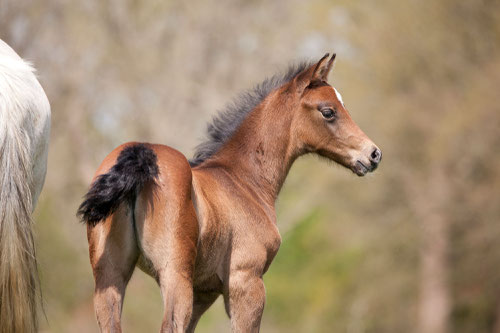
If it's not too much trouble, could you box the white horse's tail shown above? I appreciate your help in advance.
[0,39,50,333]
[0,125,40,333]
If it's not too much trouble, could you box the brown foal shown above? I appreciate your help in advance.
[78,53,381,332]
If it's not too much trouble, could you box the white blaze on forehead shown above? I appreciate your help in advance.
[333,87,345,106]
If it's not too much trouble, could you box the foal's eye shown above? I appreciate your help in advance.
[320,108,336,120]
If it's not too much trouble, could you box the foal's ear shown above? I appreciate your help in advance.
[296,53,336,90]
[312,53,336,82]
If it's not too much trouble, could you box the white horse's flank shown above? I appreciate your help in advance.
[0,39,50,333]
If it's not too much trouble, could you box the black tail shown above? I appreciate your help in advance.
[77,143,159,225]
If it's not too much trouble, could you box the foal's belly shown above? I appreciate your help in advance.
[135,233,225,295]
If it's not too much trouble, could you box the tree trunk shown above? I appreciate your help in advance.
[409,169,451,333]
[417,212,450,333]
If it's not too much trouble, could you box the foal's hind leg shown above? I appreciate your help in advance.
[135,179,198,332]
[88,204,139,332]
[135,181,199,333]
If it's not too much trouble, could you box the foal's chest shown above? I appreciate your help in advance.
[191,169,282,281]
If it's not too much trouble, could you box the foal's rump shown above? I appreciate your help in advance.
[78,142,195,226]
[78,142,199,273]
[77,142,160,225]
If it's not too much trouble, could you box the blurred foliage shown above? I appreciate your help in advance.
[1,0,499,331]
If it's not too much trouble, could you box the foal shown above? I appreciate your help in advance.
[78,53,381,332]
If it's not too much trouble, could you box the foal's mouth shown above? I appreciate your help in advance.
[352,160,374,176]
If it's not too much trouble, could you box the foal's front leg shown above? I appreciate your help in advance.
[225,270,266,332]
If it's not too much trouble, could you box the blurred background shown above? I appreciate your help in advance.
[2,0,500,332]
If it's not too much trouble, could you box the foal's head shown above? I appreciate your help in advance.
[289,53,382,176]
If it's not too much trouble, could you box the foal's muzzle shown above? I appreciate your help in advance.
[352,147,382,176]
[369,147,382,169]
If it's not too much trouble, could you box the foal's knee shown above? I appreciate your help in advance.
[226,272,266,332]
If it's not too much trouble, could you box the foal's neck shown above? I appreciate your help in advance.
[208,90,300,206]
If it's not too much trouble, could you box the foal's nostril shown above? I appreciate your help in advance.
[370,148,382,164]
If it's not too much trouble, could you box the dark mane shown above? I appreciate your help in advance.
[189,61,313,167]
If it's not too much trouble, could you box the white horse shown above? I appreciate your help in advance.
[0,39,50,333]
